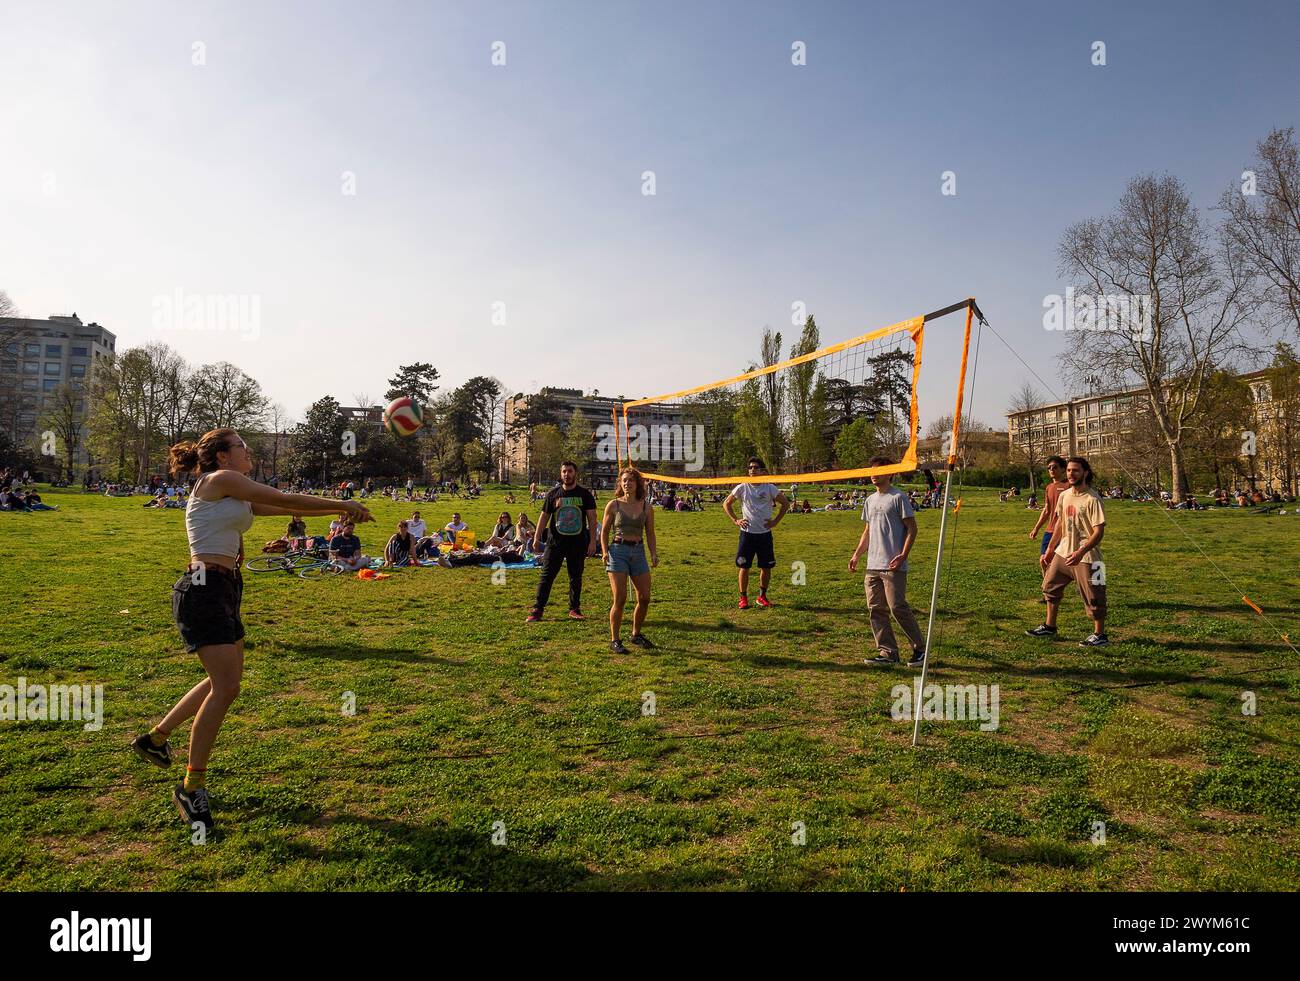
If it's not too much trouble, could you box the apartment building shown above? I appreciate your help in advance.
[503,387,686,488]
[1006,369,1295,490]
[1006,388,1140,459]
[0,313,116,463]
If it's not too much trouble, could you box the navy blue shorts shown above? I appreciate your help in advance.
[1040,532,1053,556]
[736,530,776,569]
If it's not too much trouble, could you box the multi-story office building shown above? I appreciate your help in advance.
[338,404,384,428]
[503,387,685,488]
[1006,387,1141,459]
[1006,369,1295,490]
[0,313,116,467]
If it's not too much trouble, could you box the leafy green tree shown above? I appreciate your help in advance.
[285,396,348,484]
[735,328,785,471]
[788,315,829,471]
[834,417,881,470]
[682,389,739,477]
[384,363,440,406]
[563,407,595,471]
[531,423,564,481]
[863,349,913,453]
[462,439,488,481]
[1183,370,1255,491]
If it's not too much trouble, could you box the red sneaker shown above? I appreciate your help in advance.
[568,609,586,620]
[525,610,542,623]
[738,596,750,610]
[755,595,772,608]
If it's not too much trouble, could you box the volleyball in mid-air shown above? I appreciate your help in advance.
[382,396,424,437]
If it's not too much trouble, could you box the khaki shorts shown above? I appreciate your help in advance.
[1041,552,1106,618]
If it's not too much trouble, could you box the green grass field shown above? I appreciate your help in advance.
[1,484,1297,891]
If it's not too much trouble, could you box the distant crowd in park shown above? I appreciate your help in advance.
[0,466,57,511]
[1009,482,1297,511]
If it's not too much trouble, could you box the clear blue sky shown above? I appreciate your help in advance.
[2,0,1297,430]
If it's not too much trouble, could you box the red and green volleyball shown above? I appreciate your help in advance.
[382,396,424,437]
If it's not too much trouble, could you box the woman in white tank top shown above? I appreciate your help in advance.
[130,427,374,831]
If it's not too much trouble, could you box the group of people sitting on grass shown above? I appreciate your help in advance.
[1,468,56,511]
[648,487,704,512]
[143,485,188,508]
[1016,482,1296,509]
[260,508,547,571]
[0,486,55,511]
[381,509,540,568]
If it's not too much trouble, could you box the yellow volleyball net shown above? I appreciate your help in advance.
[617,299,980,485]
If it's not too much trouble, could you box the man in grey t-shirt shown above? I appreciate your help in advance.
[849,456,926,666]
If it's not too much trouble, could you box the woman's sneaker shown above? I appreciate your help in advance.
[630,634,656,649]
[131,733,172,768]
[610,639,629,654]
[1079,632,1110,647]
[1025,624,1058,638]
[173,785,213,831]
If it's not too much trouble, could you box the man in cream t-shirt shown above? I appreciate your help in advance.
[723,457,790,609]
[1027,456,1109,647]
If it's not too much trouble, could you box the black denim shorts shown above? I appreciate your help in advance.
[172,565,245,653]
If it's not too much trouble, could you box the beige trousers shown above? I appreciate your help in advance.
[865,569,925,656]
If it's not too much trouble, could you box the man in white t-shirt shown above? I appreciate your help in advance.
[723,457,790,609]
[407,511,427,540]
[444,513,468,536]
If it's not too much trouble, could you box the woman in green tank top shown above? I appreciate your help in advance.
[600,468,659,654]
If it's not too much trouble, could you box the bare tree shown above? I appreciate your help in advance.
[264,401,292,479]
[159,354,198,447]
[39,383,84,480]
[0,290,32,440]
[192,362,269,432]
[1221,128,1300,338]
[1058,174,1255,501]
[1008,382,1047,489]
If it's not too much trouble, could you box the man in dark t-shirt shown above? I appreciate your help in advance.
[527,461,597,622]
[1029,456,1070,557]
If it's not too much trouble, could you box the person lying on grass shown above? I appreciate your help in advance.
[414,531,443,560]
[434,539,528,568]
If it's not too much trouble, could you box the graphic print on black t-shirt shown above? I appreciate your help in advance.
[545,485,595,536]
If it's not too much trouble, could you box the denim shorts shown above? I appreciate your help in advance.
[605,541,650,576]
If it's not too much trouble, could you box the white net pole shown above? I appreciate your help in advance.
[912,466,954,747]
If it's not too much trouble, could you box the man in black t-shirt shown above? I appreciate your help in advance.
[527,461,597,622]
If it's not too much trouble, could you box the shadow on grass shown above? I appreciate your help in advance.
[315,814,592,890]
[1119,636,1283,655]
[281,643,471,667]
[971,655,1237,689]
[1128,600,1300,615]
